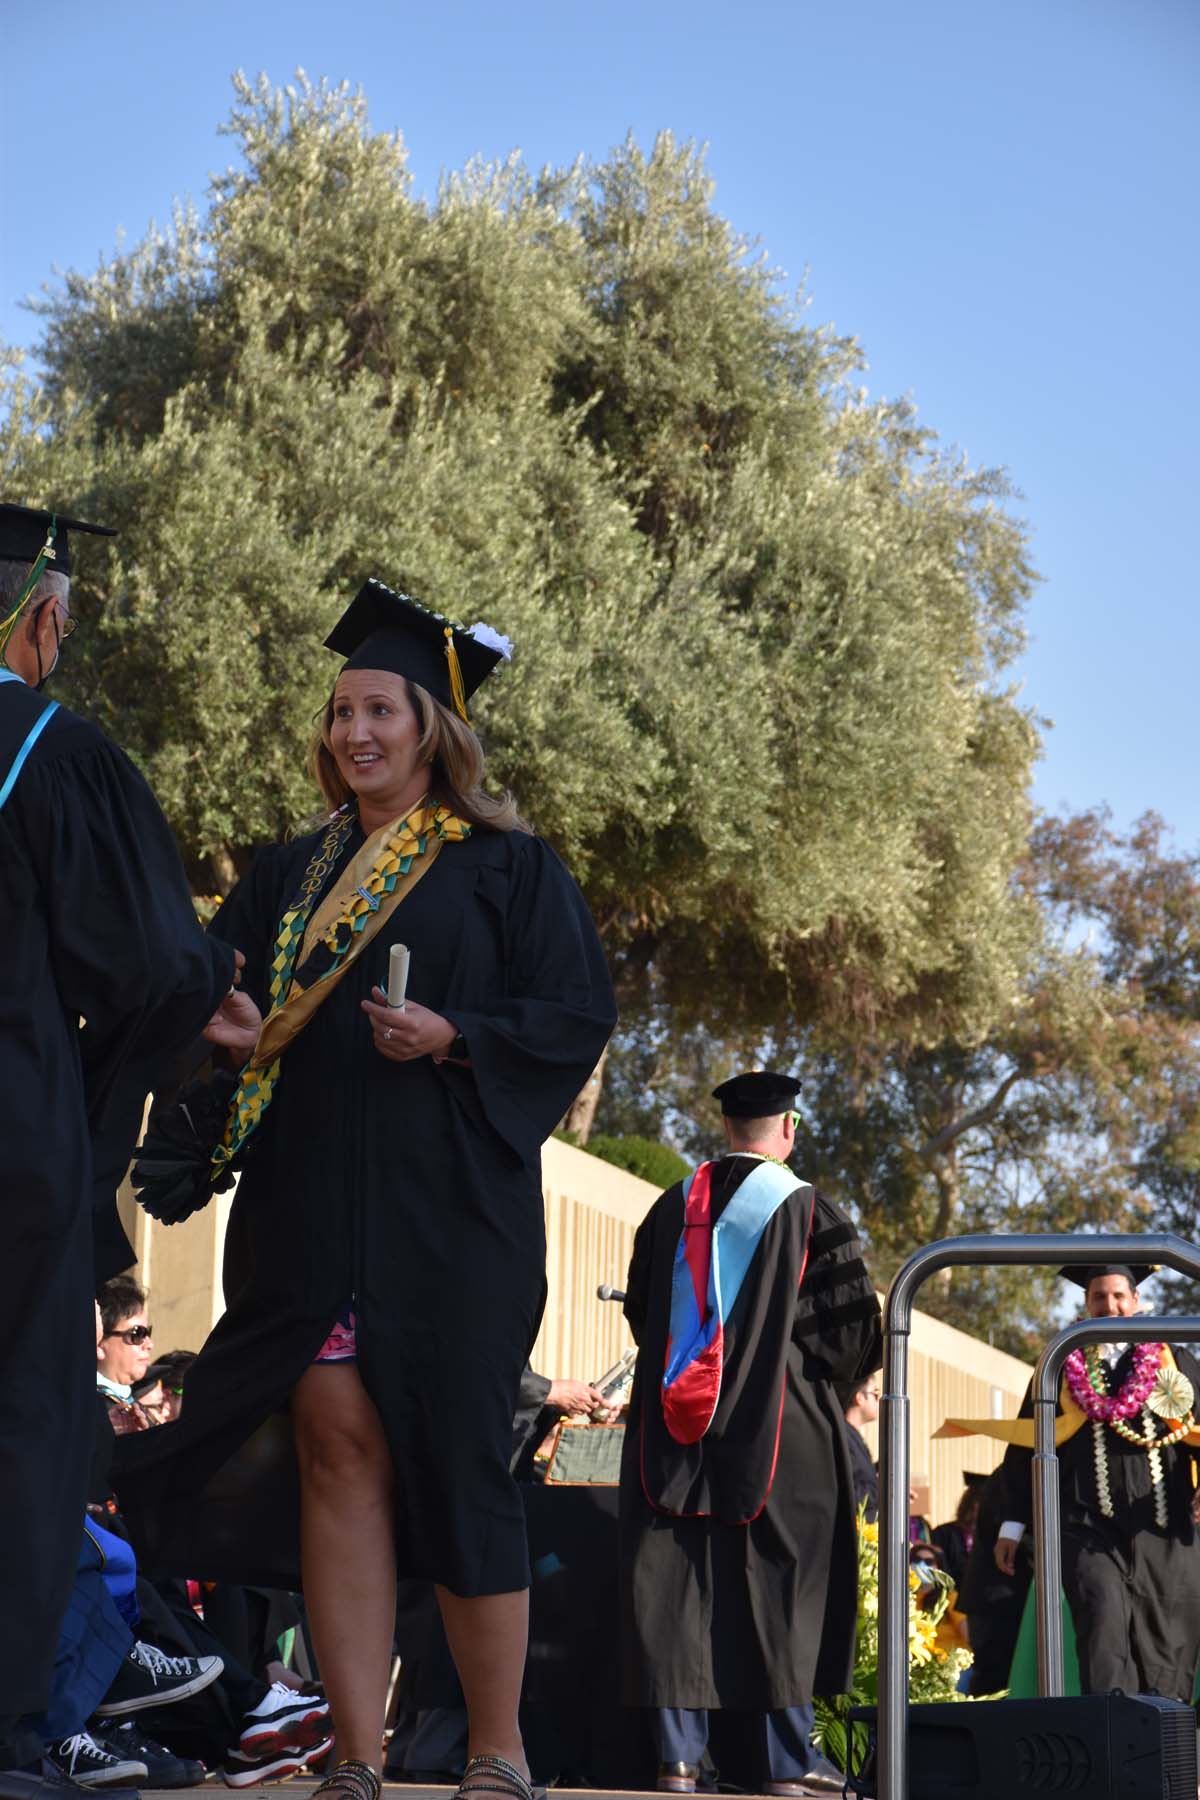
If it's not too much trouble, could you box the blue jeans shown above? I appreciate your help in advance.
[29,1524,133,1742]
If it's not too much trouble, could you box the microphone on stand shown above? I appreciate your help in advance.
[597,1283,626,1302]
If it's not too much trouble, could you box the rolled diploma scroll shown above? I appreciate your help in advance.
[387,943,410,1010]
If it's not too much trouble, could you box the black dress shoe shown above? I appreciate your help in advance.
[657,1763,699,1794]
[764,1758,845,1797]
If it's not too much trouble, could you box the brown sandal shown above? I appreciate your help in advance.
[312,1759,382,1800]
[456,1752,545,1800]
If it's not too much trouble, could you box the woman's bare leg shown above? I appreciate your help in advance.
[435,1586,530,1776]
[293,1361,396,1773]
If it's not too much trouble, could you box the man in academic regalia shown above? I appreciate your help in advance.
[996,1264,1200,1701]
[619,1071,882,1799]
[948,1262,1200,1702]
[0,504,235,1796]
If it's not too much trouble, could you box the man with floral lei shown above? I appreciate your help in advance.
[994,1263,1200,1701]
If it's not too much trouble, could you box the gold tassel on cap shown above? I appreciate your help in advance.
[0,519,57,661]
[443,626,469,721]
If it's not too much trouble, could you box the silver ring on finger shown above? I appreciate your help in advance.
[384,1027,393,1042]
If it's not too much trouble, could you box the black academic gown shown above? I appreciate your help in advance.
[844,1421,879,1525]
[929,1519,970,1590]
[0,680,233,1729]
[618,1159,882,1710]
[1000,1346,1200,1701]
[114,817,615,1598]
[955,1468,1030,1696]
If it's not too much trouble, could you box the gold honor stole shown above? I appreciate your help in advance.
[210,801,469,1183]
[251,802,469,1067]
[934,1347,1200,1450]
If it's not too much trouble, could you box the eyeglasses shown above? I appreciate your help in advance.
[105,1324,153,1344]
[55,606,77,640]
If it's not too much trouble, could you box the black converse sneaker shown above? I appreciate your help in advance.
[92,1640,224,1716]
[47,1732,148,1789]
[98,1722,205,1790]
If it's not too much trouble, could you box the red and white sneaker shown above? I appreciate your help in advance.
[236,1682,331,1758]
[222,1734,333,1789]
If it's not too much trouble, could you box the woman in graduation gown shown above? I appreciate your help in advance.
[115,580,616,1800]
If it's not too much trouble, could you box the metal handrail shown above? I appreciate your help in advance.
[1031,1313,1200,1693]
[877,1231,1200,1800]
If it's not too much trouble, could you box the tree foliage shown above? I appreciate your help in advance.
[3,73,1039,1070]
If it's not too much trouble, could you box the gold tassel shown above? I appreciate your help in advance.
[443,626,469,721]
[0,521,57,661]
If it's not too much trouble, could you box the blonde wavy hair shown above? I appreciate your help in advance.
[305,675,529,835]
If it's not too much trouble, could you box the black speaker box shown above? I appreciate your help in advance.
[847,1693,1198,1799]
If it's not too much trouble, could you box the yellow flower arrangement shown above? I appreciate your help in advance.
[813,1506,974,1775]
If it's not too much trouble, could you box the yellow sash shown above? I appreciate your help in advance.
[934,1347,1200,1449]
[250,804,466,1069]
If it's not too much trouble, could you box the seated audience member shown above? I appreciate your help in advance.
[836,1376,880,1523]
[89,1304,332,1785]
[131,1374,166,1421]
[38,1517,222,1791]
[931,1474,986,1590]
[138,1353,196,1427]
[908,1539,945,1601]
[97,1278,156,1435]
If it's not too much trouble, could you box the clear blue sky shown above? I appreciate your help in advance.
[3,0,1197,846]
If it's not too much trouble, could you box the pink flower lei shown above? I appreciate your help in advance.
[1064,1341,1162,1422]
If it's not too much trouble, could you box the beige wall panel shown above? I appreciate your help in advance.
[117,1164,235,1353]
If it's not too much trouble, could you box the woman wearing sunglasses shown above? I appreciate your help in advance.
[96,1276,155,1436]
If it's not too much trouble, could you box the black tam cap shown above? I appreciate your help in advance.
[1059,1262,1156,1292]
[325,578,510,718]
[0,503,115,578]
[712,1070,801,1118]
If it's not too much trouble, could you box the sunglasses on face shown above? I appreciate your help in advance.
[105,1324,152,1344]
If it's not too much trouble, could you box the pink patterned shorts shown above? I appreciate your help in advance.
[313,1304,357,1363]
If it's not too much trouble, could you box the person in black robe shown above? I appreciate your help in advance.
[929,1473,985,1592]
[992,1263,1200,1701]
[619,1071,882,1798]
[113,579,616,1800]
[835,1374,880,1524]
[0,503,234,1795]
[954,1468,1030,1696]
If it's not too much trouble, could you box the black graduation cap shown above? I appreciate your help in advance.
[1059,1262,1157,1292]
[712,1069,801,1118]
[325,578,509,718]
[0,502,115,577]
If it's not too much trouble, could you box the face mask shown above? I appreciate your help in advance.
[33,609,63,692]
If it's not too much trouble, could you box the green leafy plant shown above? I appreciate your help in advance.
[584,1132,689,1188]
[813,1508,974,1777]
